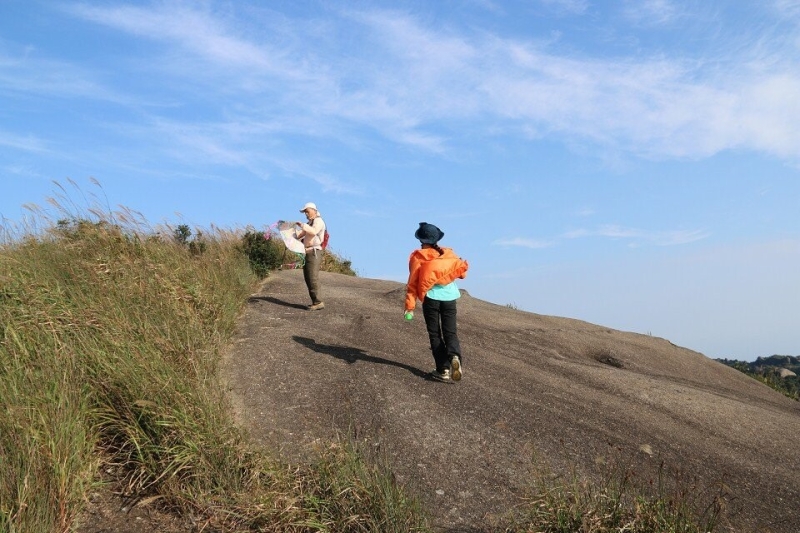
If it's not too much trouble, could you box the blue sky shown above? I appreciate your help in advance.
[2,0,798,361]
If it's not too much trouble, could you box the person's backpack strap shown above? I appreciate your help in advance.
[321,225,329,250]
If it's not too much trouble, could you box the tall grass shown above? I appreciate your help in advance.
[504,452,728,533]
[0,185,426,532]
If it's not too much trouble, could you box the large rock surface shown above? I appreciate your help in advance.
[224,270,800,533]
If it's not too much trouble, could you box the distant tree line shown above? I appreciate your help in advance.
[716,355,800,401]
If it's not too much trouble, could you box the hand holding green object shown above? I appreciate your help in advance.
[404,311,414,321]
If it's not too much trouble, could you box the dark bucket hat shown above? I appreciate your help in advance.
[414,222,444,245]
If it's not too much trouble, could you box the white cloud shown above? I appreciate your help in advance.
[66,4,273,71]
[774,0,800,19]
[540,0,590,15]
[651,229,713,246]
[563,225,711,246]
[492,237,553,249]
[345,8,800,161]
[0,131,48,153]
[146,117,360,193]
[2,164,47,180]
[737,74,800,156]
[623,0,679,26]
[478,42,800,158]
[0,50,124,103]
[56,3,800,164]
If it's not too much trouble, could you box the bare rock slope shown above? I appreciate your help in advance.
[224,270,800,533]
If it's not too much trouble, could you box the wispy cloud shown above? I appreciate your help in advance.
[0,131,48,153]
[492,237,553,249]
[2,164,47,180]
[481,266,538,280]
[773,0,800,19]
[65,4,279,73]
[147,116,361,193]
[540,0,590,15]
[623,0,680,26]
[0,50,124,103]
[35,2,800,167]
[564,225,711,246]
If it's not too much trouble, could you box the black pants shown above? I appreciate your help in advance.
[422,297,461,372]
[303,249,322,304]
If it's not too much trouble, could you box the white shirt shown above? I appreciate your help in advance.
[298,217,326,249]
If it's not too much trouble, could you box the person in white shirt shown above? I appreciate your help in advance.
[295,202,326,310]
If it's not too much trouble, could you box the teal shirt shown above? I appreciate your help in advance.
[426,281,461,301]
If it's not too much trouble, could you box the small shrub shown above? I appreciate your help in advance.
[173,224,207,255]
[173,224,191,245]
[240,229,284,277]
[239,223,354,277]
[320,249,357,276]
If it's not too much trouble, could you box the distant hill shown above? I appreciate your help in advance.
[752,354,800,371]
[716,355,800,401]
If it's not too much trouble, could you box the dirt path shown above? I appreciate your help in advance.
[223,270,800,533]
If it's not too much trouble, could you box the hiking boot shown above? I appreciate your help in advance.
[430,368,451,382]
[308,302,325,311]
[450,356,462,382]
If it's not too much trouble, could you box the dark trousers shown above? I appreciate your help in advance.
[303,249,322,304]
[422,297,461,372]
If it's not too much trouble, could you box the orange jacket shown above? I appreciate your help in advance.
[405,247,469,310]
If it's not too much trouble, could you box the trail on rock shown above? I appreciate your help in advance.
[223,270,800,533]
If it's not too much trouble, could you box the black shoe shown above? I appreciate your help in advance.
[429,368,452,382]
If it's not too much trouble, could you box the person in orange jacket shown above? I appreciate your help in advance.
[405,222,469,382]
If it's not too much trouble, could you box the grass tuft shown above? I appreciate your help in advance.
[504,451,728,533]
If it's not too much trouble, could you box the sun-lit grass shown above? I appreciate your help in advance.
[503,452,728,533]
[0,181,426,532]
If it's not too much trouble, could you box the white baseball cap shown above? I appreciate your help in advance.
[300,202,318,212]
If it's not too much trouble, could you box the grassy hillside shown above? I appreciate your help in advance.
[1,193,727,532]
[0,203,423,533]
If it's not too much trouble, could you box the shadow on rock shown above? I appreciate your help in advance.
[293,335,430,379]
[249,296,307,310]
